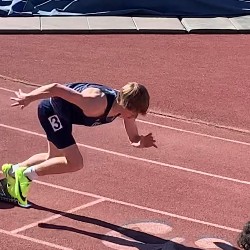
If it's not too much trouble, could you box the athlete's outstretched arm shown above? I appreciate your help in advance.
[123,118,157,148]
[10,83,83,109]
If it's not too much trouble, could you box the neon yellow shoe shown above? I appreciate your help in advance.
[15,167,31,207]
[1,163,16,198]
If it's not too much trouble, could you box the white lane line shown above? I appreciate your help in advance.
[34,180,241,233]
[0,228,73,250]
[0,86,249,146]
[0,172,242,233]
[0,87,15,93]
[11,198,105,234]
[0,123,249,185]
[138,119,250,146]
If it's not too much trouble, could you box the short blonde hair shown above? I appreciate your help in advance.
[117,82,150,115]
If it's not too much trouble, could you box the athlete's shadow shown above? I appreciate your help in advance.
[39,222,197,250]
[0,202,15,209]
[31,203,237,250]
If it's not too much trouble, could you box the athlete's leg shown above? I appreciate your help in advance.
[14,143,83,206]
[14,98,83,206]
[32,143,83,176]
[5,141,63,179]
[18,141,63,168]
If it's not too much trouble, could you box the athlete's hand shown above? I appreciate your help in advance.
[10,89,31,109]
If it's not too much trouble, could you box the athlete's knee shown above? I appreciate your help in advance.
[62,144,83,172]
[65,152,84,172]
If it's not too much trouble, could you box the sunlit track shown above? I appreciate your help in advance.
[0,86,250,147]
[0,123,249,185]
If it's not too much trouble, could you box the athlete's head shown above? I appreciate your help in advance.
[238,221,250,250]
[117,82,150,118]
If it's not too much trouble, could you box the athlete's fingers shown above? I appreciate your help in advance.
[11,102,19,107]
[14,91,20,97]
[18,89,23,96]
[10,97,20,101]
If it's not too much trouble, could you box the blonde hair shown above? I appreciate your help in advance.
[117,82,150,115]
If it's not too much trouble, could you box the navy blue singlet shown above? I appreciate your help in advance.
[50,82,121,126]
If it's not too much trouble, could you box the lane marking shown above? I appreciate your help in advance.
[0,123,249,185]
[138,119,250,146]
[34,180,241,233]
[1,75,250,135]
[0,228,73,250]
[0,87,15,93]
[0,171,242,233]
[11,198,105,234]
[0,86,249,146]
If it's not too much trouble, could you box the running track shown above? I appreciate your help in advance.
[0,34,250,250]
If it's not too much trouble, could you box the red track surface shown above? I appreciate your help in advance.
[0,35,250,250]
[0,34,250,131]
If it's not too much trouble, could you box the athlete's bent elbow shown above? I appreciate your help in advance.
[50,83,61,94]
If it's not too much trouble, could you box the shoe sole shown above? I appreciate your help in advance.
[18,201,32,208]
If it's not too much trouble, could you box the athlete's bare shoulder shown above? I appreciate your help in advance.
[79,87,107,117]
[81,87,102,97]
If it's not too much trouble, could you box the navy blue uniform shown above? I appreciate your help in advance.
[37,82,120,149]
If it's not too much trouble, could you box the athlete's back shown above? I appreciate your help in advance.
[50,82,120,126]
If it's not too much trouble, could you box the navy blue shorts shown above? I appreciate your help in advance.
[37,99,76,149]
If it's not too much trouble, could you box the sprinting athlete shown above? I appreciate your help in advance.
[2,82,156,206]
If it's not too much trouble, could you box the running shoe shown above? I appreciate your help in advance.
[1,163,16,198]
[15,167,31,207]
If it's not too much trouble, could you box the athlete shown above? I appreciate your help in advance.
[1,81,156,206]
